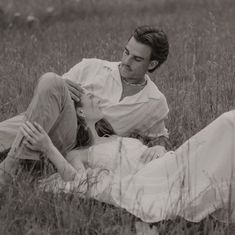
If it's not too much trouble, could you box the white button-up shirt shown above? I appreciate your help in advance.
[63,58,169,138]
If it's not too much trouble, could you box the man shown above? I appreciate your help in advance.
[0,25,169,183]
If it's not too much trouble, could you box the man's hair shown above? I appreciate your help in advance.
[132,25,169,72]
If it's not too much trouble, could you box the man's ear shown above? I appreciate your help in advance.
[148,60,159,70]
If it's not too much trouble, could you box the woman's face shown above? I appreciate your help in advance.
[79,91,104,121]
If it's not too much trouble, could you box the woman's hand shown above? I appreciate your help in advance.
[20,121,53,154]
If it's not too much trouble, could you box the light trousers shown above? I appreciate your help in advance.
[0,73,78,160]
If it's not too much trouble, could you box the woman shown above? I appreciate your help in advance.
[20,90,235,223]
[21,89,149,200]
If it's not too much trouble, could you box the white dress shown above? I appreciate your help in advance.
[39,111,235,223]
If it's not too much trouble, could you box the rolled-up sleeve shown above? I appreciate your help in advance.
[144,96,169,138]
[146,118,169,138]
[62,59,89,84]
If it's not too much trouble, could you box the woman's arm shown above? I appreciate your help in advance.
[20,121,79,181]
[44,144,79,181]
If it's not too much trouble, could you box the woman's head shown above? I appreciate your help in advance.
[77,90,104,122]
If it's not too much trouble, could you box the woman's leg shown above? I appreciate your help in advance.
[174,110,235,186]
[111,111,235,223]
[178,111,235,221]
[0,73,78,182]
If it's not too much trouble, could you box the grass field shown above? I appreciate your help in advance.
[0,0,235,234]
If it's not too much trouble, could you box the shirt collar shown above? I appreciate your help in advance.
[103,61,121,84]
[103,61,163,102]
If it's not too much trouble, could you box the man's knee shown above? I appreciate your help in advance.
[37,72,66,93]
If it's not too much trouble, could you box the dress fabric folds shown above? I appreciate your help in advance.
[39,111,235,223]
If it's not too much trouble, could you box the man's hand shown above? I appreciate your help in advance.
[140,145,167,164]
[64,79,84,103]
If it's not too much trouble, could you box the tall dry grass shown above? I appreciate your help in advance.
[0,0,235,234]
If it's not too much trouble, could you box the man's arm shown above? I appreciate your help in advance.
[131,117,171,164]
[64,79,84,103]
[62,59,87,104]
[139,136,171,164]
[147,134,172,149]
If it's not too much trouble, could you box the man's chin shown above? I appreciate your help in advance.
[119,65,131,75]
[120,70,131,79]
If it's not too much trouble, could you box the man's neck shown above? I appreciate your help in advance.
[122,76,147,86]
[118,64,146,85]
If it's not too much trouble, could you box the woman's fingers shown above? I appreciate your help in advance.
[21,121,43,144]
[20,121,50,153]
[21,122,38,141]
[20,121,52,154]
[23,139,37,151]
[20,125,35,142]
[25,121,40,135]
[24,121,46,136]
[33,122,45,134]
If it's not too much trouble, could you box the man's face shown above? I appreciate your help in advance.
[119,36,152,81]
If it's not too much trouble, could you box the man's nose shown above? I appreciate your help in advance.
[124,55,132,66]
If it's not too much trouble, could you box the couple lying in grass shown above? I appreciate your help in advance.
[1,76,234,224]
